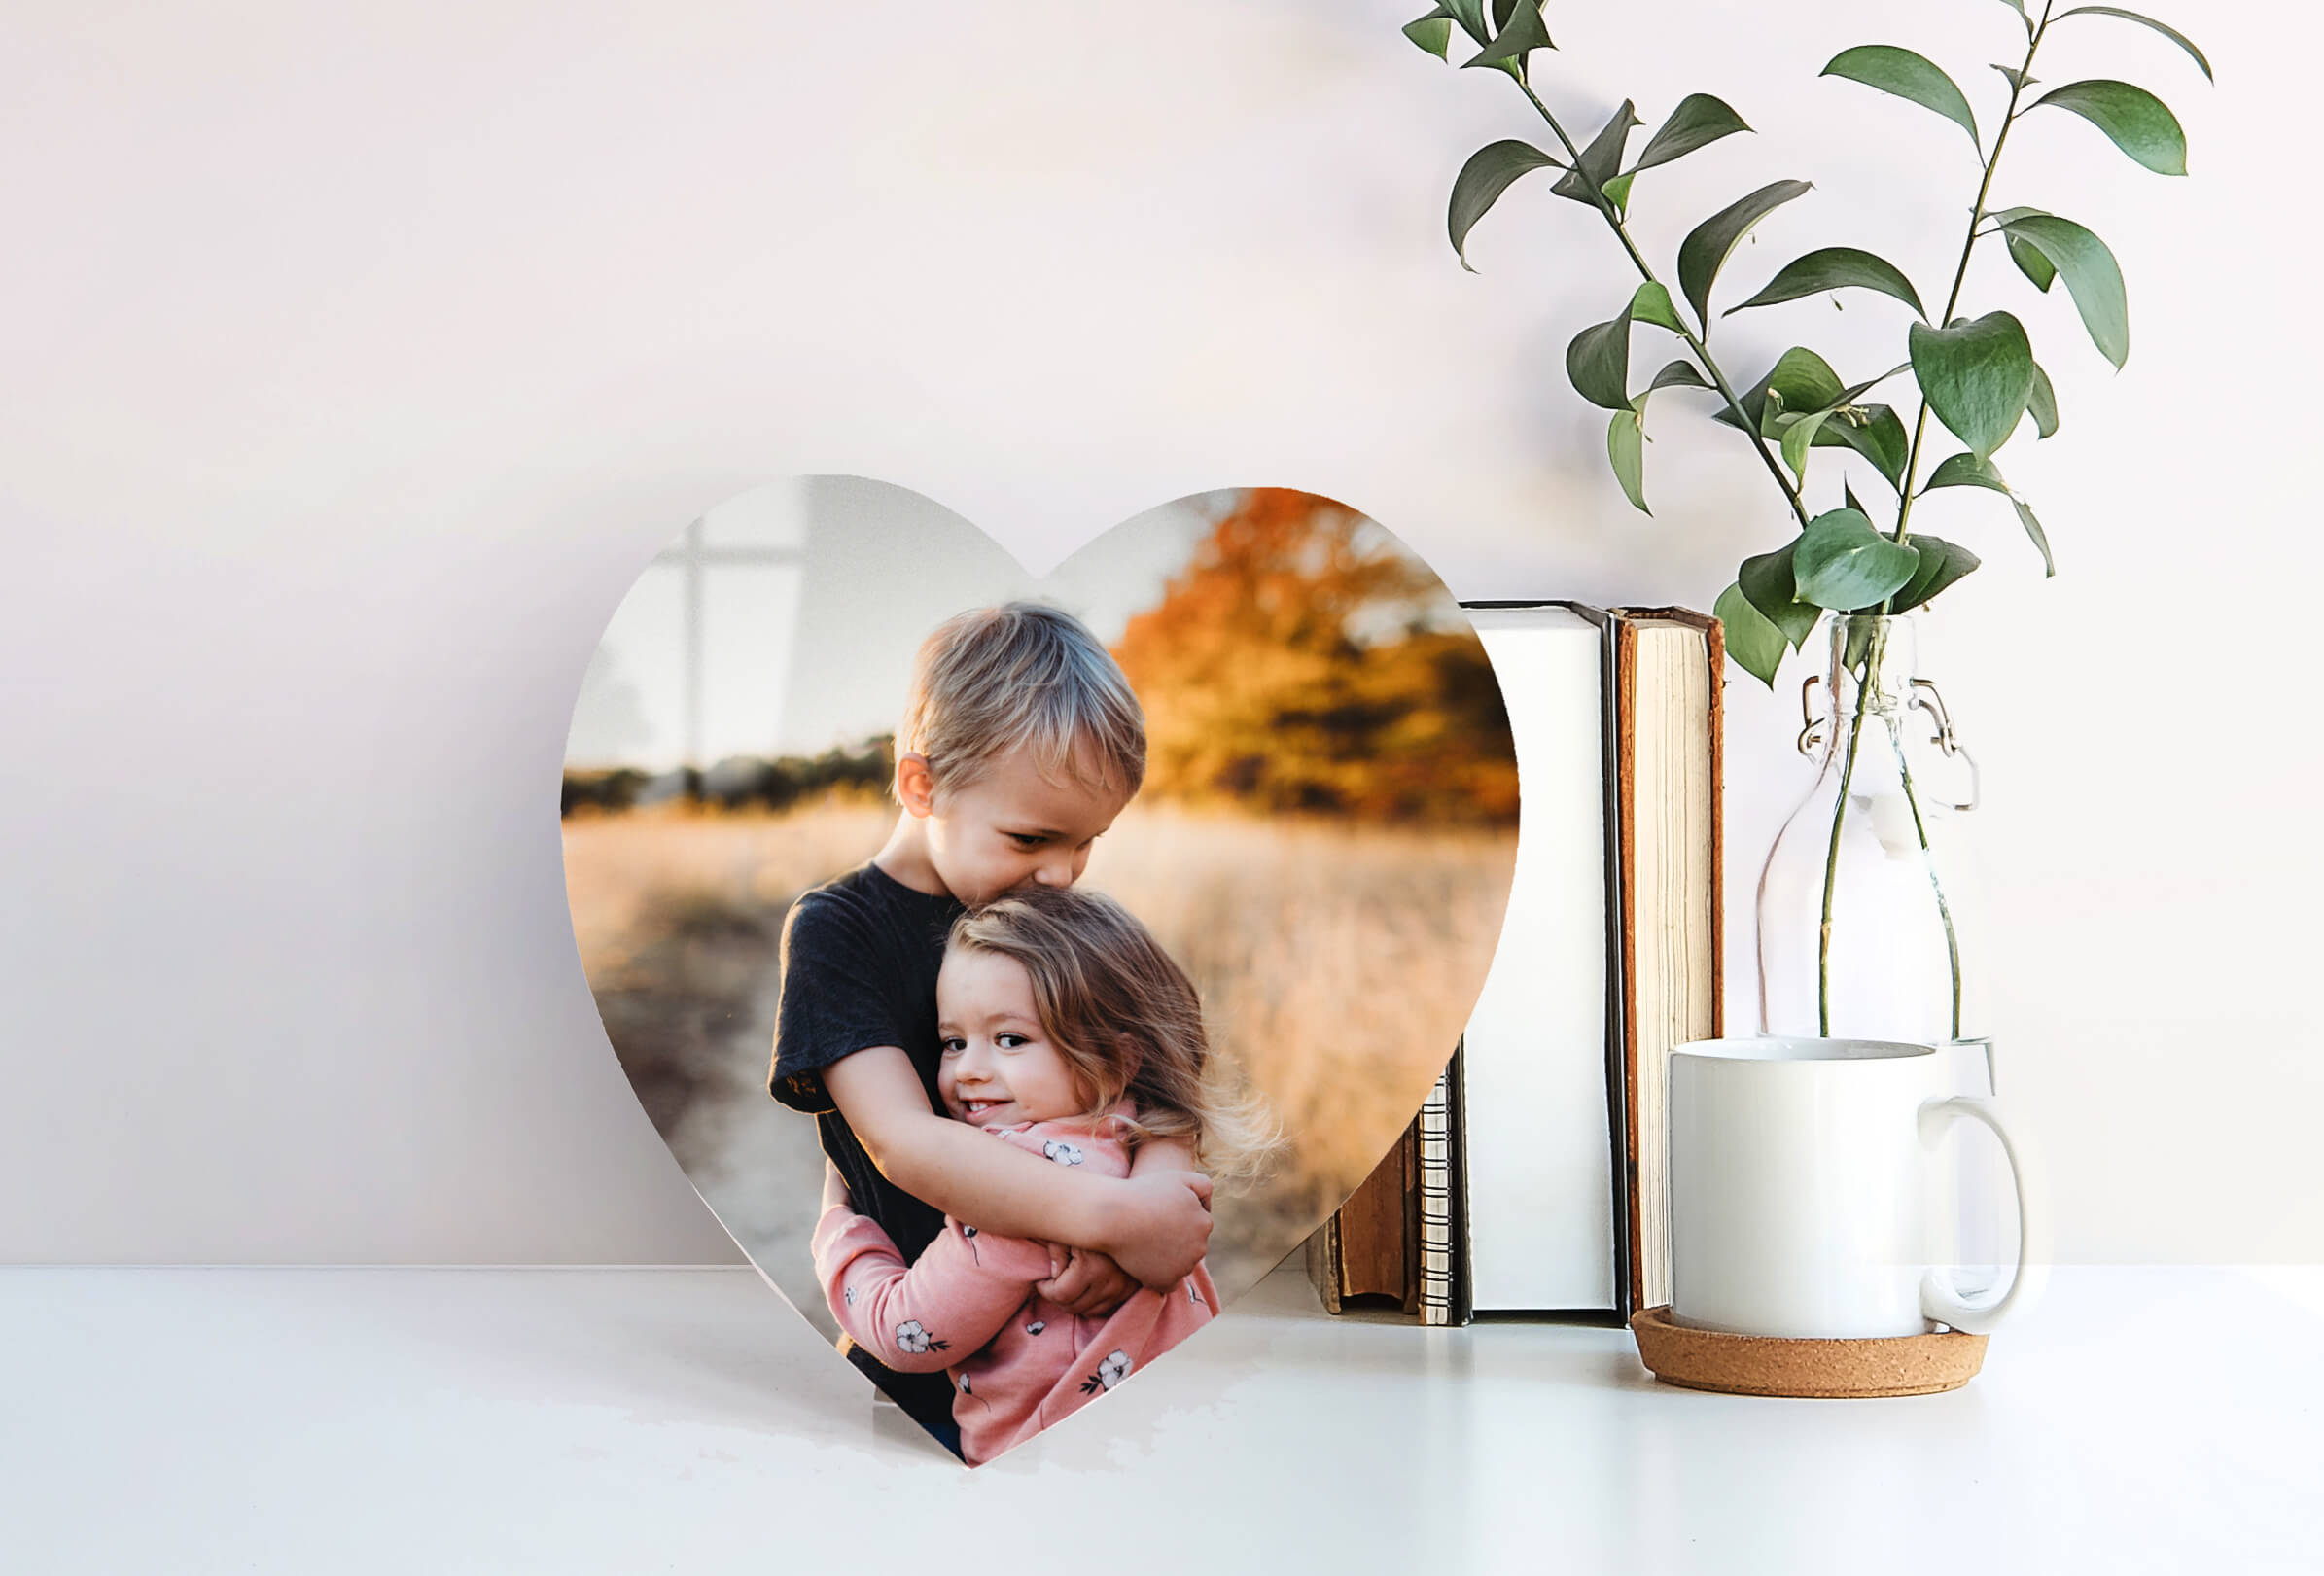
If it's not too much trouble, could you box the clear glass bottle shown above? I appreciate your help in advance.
[1755,613,1986,1043]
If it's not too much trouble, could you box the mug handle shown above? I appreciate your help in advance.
[1917,1094,2048,1334]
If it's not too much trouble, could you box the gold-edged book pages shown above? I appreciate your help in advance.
[1612,609,1725,1315]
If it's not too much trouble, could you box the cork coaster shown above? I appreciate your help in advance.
[1629,1306,1987,1397]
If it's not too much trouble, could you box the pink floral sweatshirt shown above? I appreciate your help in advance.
[812,1104,1221,1465]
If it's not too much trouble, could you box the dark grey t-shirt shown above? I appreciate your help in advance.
[769,859,963,1269]
[770,860,966,1450]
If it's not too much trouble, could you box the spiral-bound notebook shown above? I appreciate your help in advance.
[1306,602,1722,1323]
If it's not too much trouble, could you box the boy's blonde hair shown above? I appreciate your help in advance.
[898,602,1146,802]
[947,885,1282,1183]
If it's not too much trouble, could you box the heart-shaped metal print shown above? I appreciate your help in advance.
[561,478,1517,1463]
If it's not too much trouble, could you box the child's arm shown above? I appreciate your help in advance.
[825,1047,1213,1285]
[1132,1135,1201,1185]
[1036,1134,1211,1310]
[812,1194,1053,1374]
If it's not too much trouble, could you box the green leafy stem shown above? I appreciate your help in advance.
[1409,0,2205,1033]
[1412,0,2203,674]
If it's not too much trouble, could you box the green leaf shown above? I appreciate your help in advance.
[1443,0,1491,46]
[1921,454,2055,577]
[2032,80,2188,175]
[1889,535,1983,613]
[1997,212,2130,368]
[1778,409,1832,484]
[1844,479,1870,517]
[1676,179,1813,330]
[1403,12,1455,58]
[1924,451,2012,493]
[1842,614,1880,672]
[1827,404,1911,491]
[1492,0,1518,24]
[1997,0,2031,23]
[1765,398,1907,492]
[1466,0,1554,71]
[1634,93,1752,171]
[1716,356,1907,488]
[1448,140,1564,270]
[1909,311,2036,458]
[2027,362,2060,438]
[1567,308,1634,411]
[1553,101,1641,207]
[1725,246,1926,319]
[1920,455,2060,579]
[1630,281,1684,333]
[2057,8,2212,82]
[1923,457,2054,580]
[2007,234,2057,291]
[1992,64,2035,92]
[1792,508,1921,610]
[1607,403,1649,513]
[1739,542,1821,648]
[1716,583,1788,685]
[2013,495,2058,576]
[1646,359,1714,392]
[1764,348,1849,413]
[1716,345,1846,431]
[1822,45,1980,150]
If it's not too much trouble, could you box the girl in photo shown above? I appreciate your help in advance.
[812,882,1278,1465]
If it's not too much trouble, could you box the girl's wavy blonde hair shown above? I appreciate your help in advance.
[946,884,1282,1183]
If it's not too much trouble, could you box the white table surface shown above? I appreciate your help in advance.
[7,1262,2318,1575]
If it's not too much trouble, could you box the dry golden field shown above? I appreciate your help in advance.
[563,797,1514,1334]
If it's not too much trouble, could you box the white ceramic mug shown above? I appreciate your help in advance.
[1668,1036,2044,1339]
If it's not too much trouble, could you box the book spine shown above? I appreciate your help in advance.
[1304,1212,1344,1314]
[1589,609,1634,1322]
[1419,1051,1459,1326]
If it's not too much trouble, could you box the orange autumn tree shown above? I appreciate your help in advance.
[1111,490,1517,824]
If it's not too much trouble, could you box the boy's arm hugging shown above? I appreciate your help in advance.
[825,1049,1214,1295]
[1039,1132,1207,1309]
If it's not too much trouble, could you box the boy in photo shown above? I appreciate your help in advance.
[768,602,1215,1457]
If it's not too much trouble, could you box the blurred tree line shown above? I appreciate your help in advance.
[561,737,892,817]
[1111,488,1517,825]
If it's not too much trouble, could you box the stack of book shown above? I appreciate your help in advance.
[1305,602,1724,1324]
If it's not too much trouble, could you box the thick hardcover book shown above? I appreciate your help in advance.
[1303,1057,1448,1319]
[1460,604,1622,1317]
[1609,608,1725,1314]
[1308,603,1722,1323]
[1304,1117,1420,1314]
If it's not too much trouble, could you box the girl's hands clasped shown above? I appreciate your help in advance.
[1036,1246,1138,1316]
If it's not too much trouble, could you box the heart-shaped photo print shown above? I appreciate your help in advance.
[562,479,1517,1463]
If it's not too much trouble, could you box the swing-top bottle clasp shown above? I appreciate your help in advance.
[1796,674,1981,812]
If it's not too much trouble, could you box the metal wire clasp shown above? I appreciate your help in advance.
[1909,679,1981,812]
[1797,675,1827,756]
